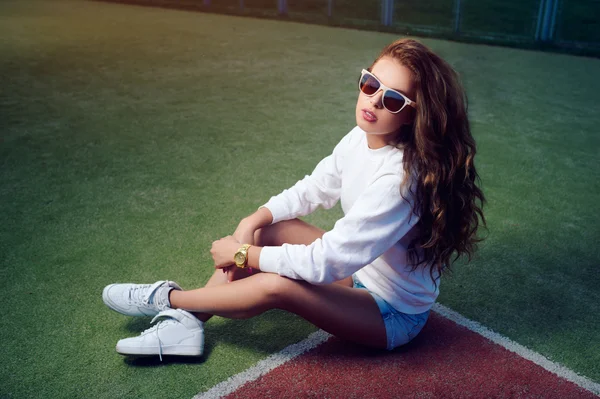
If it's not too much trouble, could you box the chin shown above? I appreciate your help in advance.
[356,119,376,133]
[358,124,386,136]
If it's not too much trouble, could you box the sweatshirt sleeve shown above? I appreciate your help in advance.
[259,174,418,284]
[260,131,351,224]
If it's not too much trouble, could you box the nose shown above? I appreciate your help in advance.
[369,90,384,109]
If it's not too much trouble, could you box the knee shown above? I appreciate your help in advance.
[254,222,282,247]
[253,227,266,246]
[254,273,294,303]
[228,274,293,319]
[253,223,277,246]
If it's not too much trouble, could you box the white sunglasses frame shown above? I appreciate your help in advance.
[359,69,417,114]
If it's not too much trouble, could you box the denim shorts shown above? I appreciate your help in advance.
[352,275,430,350]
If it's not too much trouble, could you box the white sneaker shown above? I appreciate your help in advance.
[116,309,204,360]
[102,280,182,316]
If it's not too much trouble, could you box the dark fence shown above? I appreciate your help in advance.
[105,0,600,56]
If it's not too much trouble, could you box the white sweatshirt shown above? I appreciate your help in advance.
[259,126,439,314]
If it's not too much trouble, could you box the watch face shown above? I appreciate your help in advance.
[234,252,245,265]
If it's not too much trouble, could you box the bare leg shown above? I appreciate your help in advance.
[170,273,387,349]
[192,218,352,323]
[172,218,386,348]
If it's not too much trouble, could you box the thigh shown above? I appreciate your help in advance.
[254,219,351,287]
[254,218,325,247]
[269,276,387,349]
[220,218,324,284]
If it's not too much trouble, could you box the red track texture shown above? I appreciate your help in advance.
[225,313,595,398]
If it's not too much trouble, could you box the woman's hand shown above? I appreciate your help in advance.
[219,220,258,282]
[215,212,268,283]
[210,235,241,270]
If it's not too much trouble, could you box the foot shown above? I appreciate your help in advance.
[116,309,204,360]
[102,280,182,316]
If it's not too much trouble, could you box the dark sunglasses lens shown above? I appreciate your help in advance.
[359,73,380,95]
[383,90,406,113]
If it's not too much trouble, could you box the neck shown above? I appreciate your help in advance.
[366,133,392,150]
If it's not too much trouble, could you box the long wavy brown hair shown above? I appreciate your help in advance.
[371,38,486,282]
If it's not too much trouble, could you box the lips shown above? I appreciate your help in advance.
[362,109,377,122]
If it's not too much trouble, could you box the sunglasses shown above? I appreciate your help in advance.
[358,69,417,113]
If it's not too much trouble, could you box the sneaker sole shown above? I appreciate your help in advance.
[116,344,203,357]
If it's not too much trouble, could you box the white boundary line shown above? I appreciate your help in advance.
[431,303,600,396]
[194,305,600,398]
[194,329,332,399]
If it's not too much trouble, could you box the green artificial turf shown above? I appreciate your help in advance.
[1,1,599,398]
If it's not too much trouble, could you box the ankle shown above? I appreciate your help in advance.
[168,289,179,309]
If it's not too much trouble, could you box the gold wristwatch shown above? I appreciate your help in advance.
[234,244,252,269]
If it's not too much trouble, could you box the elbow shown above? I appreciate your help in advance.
[308,275,336,285]
[299,269,334,285]
[305,259,349,285]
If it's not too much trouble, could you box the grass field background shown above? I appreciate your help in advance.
[1,0,599,398]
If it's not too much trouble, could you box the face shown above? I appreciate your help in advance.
[355,57,415,147]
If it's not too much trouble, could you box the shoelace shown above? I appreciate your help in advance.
[128,281,171,310]
[142,309,188,361]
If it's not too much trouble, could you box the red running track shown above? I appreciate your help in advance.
[225,312,595,398]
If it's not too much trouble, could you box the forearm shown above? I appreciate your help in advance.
[236,207,271,271]
[241,207,273,231]
[247,245,262,270]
